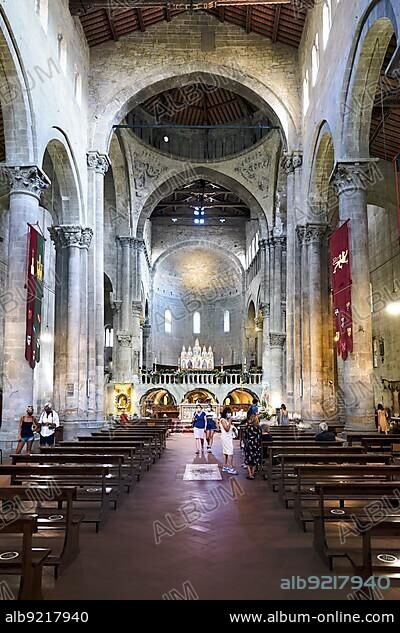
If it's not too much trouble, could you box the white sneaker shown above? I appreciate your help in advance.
[227,468,238,475]
[222,466,230,472]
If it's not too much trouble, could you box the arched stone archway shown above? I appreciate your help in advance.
[90,64,300,155]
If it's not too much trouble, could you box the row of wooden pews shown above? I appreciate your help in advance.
[0,419,169,600]
[261,425,400,584]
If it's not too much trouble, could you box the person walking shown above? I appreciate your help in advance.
[219,409,238,475]
[377,403,389,434]
[15,405,38,455]
[205,405,217,452]
[243,414,262,479]
[192,404,206,454]
[38,402,60,447]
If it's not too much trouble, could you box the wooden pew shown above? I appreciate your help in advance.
[0,465,111,533]
[62,439,151,472]
[77,435,158,463]
[311,482,400,571]
[346,433,399,447]
[0,485,82,578]
[40,445,139,488]
[95,428,166,453]
[262,445,372,481]
[0,515,50,600]
[359,518,400,580]
[277,454,392,507]
[10,454,125,507]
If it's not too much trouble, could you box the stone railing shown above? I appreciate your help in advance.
[140,371,263,386]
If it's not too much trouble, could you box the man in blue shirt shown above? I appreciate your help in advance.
[246,398,259,419]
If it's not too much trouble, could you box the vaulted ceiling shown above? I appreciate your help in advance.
[69,0,309,48]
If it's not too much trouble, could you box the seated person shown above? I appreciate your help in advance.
[315,421,343,442]
[119,412,130,425]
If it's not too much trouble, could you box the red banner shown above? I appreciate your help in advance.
[329,221,353,361]
[25,224,45,369]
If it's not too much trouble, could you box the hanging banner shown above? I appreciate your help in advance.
[25,224,45,369]
[329,221,353,361]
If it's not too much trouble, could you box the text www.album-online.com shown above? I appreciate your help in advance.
[229,613,395,624]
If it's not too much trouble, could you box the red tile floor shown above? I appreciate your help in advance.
[47,434,400,601]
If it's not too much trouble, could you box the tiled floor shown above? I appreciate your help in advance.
[47,434,400,601]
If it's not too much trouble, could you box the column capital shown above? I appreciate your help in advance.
[112,300,122,315]
[330,159,379,196]
[132,300,142,316]
[2,165,50,199]
[116,332,132,348]
[260,302,270,318]
[259,237,269,250]
[281,151,303,175]
[87,151,111,175]
[270,234,286,248]
[304,223,327,245]
[269,332,286,348]
[48,225,93,249]
[296,225,307,244]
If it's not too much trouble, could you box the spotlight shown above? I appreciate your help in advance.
[171,218,177,223]
[194,219,200,225]
[219,218,226,223]
[163,135,169,143]
[199,219,205,225]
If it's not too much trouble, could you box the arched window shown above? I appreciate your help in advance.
[74,70,82,106]
[224,310,230,333]
[311,34,319,86]
[105,327,113,348]
[303,70,309,114]
[193,311,201,334]
[35,0,48,32]
[57,33,67,73]
[322,1,332,50]
[164,309,172,334]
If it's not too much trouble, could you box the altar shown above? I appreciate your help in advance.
[180,339,214,370]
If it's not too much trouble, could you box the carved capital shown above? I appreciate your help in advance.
[80,227,94,249]
[112,300,122,315]
[259,238,269,250]
[330,159,378,196]
[87,151,110,175]
[117,332,132,348]
[304,223,327,245]
[48,225,93,249]
[296,225,307,244]
[281,152,303,174]
[269,332,286,348]
[3,165,50,199]
[132,300,142,317]
[260,302,270,318]
[117,236,135,247]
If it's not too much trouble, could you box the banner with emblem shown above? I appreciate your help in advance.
[25,224,45,369]
[329,221,352,361]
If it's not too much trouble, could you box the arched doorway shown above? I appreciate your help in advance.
[140,388,178,418]
[223,388,258,416]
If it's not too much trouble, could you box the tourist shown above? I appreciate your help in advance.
[277,403,289,426]
[315,422,344,442]
[243,414,262,480]
[377,403,389,434]
[15,405,38,455]
[246,397,259,420]
[192,404,206,454]
[219,409,238,475]
[205,405,217,452]
[38,402,60,447]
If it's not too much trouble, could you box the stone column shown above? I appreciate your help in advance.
[49,225,93,426]
[331,160,376,430]
[131,238,144,379]
[296,225,310,419]
[87,151,110,420]
[115,236,133,382]
[269,234,286,407]
[260,302,270,383]
[305,223,327,421]
[1,166,50,437]
[142,320,151,371]
[282,152,303,413]
[78,228,93,419]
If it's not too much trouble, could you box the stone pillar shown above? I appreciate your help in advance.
[331,160,376,430]
[131,238,143,379]
[142,320,151,370]
[115,236,133,382]
[260,303,270,383]
[1,166,50,437]
[305,223,327,422]
[269,333,286,408]
[87,151,110,420]
[282,152,303,413]
[296,225,310,419]
[49,225,93,425]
